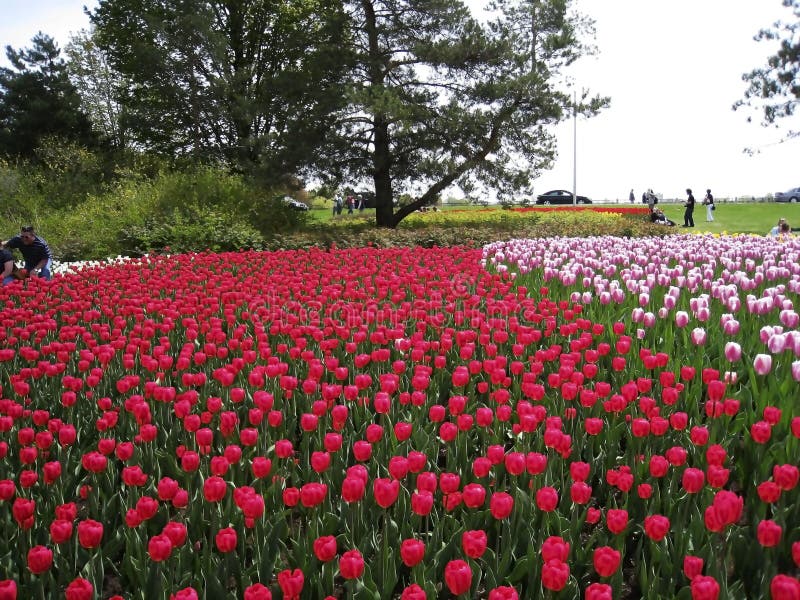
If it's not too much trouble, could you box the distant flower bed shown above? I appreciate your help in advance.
[511,206,650,216]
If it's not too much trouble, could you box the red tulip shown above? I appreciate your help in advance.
[300,482,327,508]
[77,519,103,549]
[341,476,366,503]
[606,509,628,534]
[444,559,473,596]
[535,486,559,512]
[593,546,621,577]
[684,555,704,580]
[243,583,272,600]
[136,496,159,520]
[712,490,743,526]
[251,457,272,479]
[488,587,518,600]
[462,529,488,559]
[490,491,514,520]
[690,575,720,600]
[27,545,53,574]
[401,584,427,600]
[162,522,188,547]
[411,490,434,516]
[585,582,613,600]
[215,527,237,553]
[757,519,782,547]
[49,519,73,544]
[0,580,16,600]
[439,472,461,494]
[682,468,705,493]
[570,481,592,504]
[65,578,94,600]
[541,536,570,562]
[773,464,799,490]
[203,476,227,502]
[400,539,426,567]
[541,559,570,592]
[771,574,800,600]
[644,514,670,542]
[277,569,304,600]
[462,483,486,508]
[313,536,337,562]
[373,478,400,508]
[339,549,365,579]
[148,534,173,561]
[170,587,199,600]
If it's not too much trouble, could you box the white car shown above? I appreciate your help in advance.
[281,196,309,211]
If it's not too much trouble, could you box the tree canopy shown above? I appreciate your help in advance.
[319,0,607,227]
[0,33,97,159]
[65,29,129,150]
[735,0,800,139]
[89,0,350,175]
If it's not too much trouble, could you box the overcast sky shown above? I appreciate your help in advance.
[2,0,798,200]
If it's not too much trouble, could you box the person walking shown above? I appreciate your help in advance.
[683,189,695,228]
[629,189,635,204]
[1,225,53,280]
[703,189,715,222]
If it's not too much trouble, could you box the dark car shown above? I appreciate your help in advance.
[535,190,592,205]
[775,187,800,203]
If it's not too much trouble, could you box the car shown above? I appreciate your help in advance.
[280,196,309,211]
[775,187,800,203]
[535,190,592,205]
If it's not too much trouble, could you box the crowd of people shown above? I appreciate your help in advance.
[639,188,717,228]
[332,193,367,216]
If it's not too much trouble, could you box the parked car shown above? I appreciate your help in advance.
[281,196,309,211]
[535,190,592,205]
[774,187,800,203]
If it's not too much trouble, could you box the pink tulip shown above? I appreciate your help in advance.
[724,342,741,362]
[675,311,689,328]
[753,354,773,376]
[690,328,707,346]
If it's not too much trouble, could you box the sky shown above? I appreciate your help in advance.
[1,0,798,201]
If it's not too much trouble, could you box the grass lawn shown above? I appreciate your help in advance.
[654,201,798,235]
[307,200,799,235]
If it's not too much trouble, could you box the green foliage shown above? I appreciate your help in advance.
[90,0,349,173]
[735,0,800,137]
[0,33,97,158]
[118,207,264,256]
[64,28,129,149]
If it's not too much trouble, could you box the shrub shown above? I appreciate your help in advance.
[119,206,264,256]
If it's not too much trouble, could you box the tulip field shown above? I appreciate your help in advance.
[1,234,799,600]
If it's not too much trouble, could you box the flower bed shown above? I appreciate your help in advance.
[510,206,651,216]
[0,238,798,599]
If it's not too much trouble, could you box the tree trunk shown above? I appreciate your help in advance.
[373,116,395,228]
[362,0,395,228]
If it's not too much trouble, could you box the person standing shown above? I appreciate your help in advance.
[1,225,53,280]
[683,189,695,227]
[629,189,635,204]
[703,189,715,222]
[646,189,656,213]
